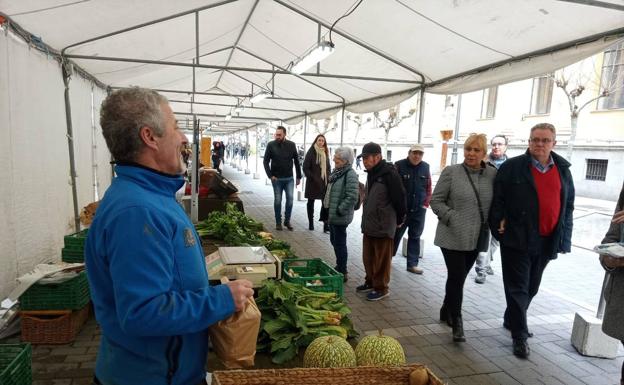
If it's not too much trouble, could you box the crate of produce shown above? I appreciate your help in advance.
[212,364,443,385]
[20,303,90,345]
[283,258,343,297]
[0,343,32,385]
[61,247,85,263]
[63,229,88,250]
[19,271,90,311]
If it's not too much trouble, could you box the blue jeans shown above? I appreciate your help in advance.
[393,207,426,268]
[271,177,294,225]
[330,224,348,274]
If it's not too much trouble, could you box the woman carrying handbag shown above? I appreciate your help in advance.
[430,133,497,342]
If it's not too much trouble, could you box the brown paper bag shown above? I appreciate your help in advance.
[208,278,261,369]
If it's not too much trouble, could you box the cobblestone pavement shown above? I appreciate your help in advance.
[13,162,623,385]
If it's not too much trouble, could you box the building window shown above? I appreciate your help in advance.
[585,159,608,181]
[597,42,624,110]
[480,86,497,119]
[530,75,554,115]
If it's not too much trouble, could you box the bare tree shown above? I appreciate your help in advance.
[375,105,416,154]
[346,114,372,146]
[312,117,338,135]
[552,59,623,160]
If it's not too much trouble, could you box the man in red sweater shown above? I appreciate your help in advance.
[489,123,575,359]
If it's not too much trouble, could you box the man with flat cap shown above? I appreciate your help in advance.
[356,142,406,301]
[393,144,431,274]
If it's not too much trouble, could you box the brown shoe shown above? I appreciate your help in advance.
[284,222,293,231]
[407,266,423,274]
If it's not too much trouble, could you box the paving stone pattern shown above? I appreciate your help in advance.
[8,162,623,385]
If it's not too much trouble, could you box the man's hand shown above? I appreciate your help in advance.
[271,176,277,182]
[600,254,624,269]
[296,178,301,186]
[612,210,624,224]
[225,279,254,312]
[498,218,506,234]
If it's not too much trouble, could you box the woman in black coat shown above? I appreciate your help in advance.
[303,134,331,232]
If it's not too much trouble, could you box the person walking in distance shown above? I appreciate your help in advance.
[263,126,302,231]
[356,142,406,301]
[489,123,574,358]
[393,144,431,274]
[303,134,331,232]
[475,134,508,283]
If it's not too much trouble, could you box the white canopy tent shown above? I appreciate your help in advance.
[2,0,623,128]
[0,0,623,297]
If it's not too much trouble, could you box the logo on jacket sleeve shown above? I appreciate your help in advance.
[183,228,196,247]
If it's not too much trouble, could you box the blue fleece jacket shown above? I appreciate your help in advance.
[85,165,234,385]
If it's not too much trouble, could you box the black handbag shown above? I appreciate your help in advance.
[462,165,490,252]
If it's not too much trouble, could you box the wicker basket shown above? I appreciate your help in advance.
[211,364,444,385]
[19,270,90,310]
[20,303,90,344]
[0,343,32,385]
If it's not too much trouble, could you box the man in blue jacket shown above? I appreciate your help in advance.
[85,87,254,385]
[489,123,574,359]
[393,144,431,274]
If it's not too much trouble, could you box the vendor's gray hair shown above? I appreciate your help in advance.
[100,87,168,163]
[334,146,354,165]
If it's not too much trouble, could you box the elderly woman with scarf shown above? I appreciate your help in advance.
[303,134,331,232]
[322,146,359,282]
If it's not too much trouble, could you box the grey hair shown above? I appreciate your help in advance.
[100,87,168,163]
[530,123,556,137]
[334,146,354,165]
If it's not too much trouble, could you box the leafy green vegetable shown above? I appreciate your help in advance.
[256,279,358,364]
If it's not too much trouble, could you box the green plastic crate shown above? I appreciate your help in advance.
[20,271,90,311]
[282,258,343,297]
[61,247,85,263]
[0,343,32,385]
[63,229,88,251]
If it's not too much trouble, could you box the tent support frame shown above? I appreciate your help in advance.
[61,60,81,232]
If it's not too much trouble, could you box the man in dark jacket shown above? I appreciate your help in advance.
[489,123,575,359]
[357,142,406,301]
[263,126,302,230]
[393,144,431,274]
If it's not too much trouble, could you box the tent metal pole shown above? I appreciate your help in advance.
[112,87,341,104]
[216,0,259,87]
[450,94,462,165]
[417,87,426,143]
[300,113,308,201]
[169,99,305,113]
[61,0,238,54]
[61,61,81,232]
[233,47,346,102]
[273,0,425,78]
[191,116,199,223]
[190,51,199,223]
[64,54,418,84]
[340,104,345,146]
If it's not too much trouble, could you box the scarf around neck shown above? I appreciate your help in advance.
[314,143,328,182]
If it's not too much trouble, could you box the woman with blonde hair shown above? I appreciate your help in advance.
[430,133,497,342]
[303,134,331,232]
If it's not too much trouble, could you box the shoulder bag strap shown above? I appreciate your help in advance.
[462,165,485,226]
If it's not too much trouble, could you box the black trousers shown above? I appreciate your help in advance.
[501,236,553,340]
[441,248,479,318]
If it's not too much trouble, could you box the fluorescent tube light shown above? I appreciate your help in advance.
[234,105,243,113]
[291,41,335,75]
[250,92,270,104]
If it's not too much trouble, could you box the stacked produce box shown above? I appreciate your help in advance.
[19,230,91,344]
[0,343,32,385]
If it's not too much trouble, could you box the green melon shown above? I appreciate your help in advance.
[303,335,356,368]
[355,330,406,366]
